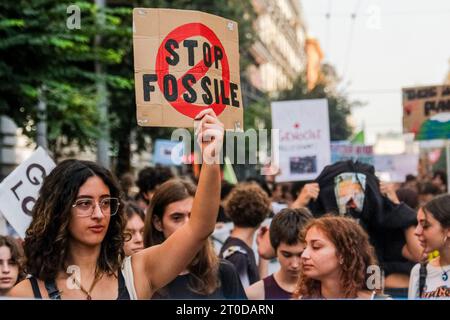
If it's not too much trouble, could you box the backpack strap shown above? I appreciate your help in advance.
[44,279,62,300]
[418,262,428,298]
[222,245,247,259]
[28,277,42,299]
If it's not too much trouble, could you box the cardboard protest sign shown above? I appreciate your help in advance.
[402,85,450,140]
[133,8,243,129]
[0,147,56,238]
[271,99,331,182]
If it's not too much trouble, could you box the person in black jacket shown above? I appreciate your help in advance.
[291,160,423,298]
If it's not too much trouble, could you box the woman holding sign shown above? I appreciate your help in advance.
[9,108,223,300]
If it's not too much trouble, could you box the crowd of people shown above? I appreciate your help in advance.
[0,110,449,300]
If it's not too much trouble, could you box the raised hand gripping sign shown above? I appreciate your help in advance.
[133,8,243,129]
[0,147,55,238]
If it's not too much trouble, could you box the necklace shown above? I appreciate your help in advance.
[72,273,103,300]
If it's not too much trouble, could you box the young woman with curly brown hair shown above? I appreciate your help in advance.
[8,108,223,300]
[293,215,386,299]
[144,179,246,299]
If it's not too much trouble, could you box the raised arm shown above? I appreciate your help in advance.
[132,109,223,298]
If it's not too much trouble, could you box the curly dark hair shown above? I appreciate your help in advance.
[293,215,378,299]
[225,182,272,228]
[136,166,174,199]
[23,159,126,281]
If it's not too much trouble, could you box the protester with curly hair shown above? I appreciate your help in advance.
[293,215,387,299]
[219,182,272,288]
[8,108,223,300]
[123,202,145,257]
[0,236,25,296]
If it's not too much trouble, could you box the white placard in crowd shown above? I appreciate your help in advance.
[0,147,56,238]
[374,154,419,182]
[271,99,331,182]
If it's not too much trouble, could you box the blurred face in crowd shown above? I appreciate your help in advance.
[419,193,435,208]
[69,176,112,247]
[154,197,194,239]
[415,208,450,254]
[124,214,145,256]
[277,242,304,279]
[0,245,19,294]
[301,226,341,281]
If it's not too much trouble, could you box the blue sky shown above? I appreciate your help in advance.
[301,0,450,144]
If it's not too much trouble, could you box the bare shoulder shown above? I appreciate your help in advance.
[130,249,157,299]
[245,279,265,300]
[8,278,35,299]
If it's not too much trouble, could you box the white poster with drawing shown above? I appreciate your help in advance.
[271,99,331,182]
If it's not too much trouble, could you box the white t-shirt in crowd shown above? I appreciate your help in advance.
[408,262,450,299]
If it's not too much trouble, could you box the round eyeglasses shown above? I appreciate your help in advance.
[72,197,120,217]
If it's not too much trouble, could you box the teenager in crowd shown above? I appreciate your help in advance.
[246,208,313,299]
[136,166,174,211]
[123,202,145,257]
[219,182,272,288]
[409,194,450,299]
[0,236,25,296]
[293,215,389,299]
[144,179,246,299]
[9,108,223,300]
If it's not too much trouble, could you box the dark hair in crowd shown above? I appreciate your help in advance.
[269,208,313,251]
[0,236,26,283]
[396,187,419,210]
[136,166,174,199]
[423,194,450,228]
[293,215,378,299]
[143,178,220,296]
[124,201,145,221]
[23,160,126,281]
[432,170,447,187]
[420,182,441,196]
[225,182,272,228]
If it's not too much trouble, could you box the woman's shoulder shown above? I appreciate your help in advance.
[8,278,35,299]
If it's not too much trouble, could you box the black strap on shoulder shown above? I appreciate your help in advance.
[117,271,130,300]
[419,262,428,298]
[29,277,42,299]
[44,279,62,300]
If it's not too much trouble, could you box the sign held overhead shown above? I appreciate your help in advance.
[133,8,243,129]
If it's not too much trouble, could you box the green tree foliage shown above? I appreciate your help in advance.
[276,65,362,141]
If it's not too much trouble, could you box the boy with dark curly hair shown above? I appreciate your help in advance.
[219,182,272,288]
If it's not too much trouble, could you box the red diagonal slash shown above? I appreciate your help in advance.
[156,23,230,118]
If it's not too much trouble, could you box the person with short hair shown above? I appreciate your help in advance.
[246,208,313,299]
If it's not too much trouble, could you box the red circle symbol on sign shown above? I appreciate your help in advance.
[156,23,230,119]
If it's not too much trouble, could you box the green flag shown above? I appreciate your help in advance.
[351,130,365,144]
[223,156,238,184]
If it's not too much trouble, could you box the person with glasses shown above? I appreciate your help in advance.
[8,108,224,300]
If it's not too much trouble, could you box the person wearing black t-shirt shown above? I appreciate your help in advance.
[144,179,246,299]
[219,183,272,288]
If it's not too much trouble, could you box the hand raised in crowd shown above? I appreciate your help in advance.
[256,226,276,260]
[194,108,224,165]
[291,183,320,208]
[380,181,400,204]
